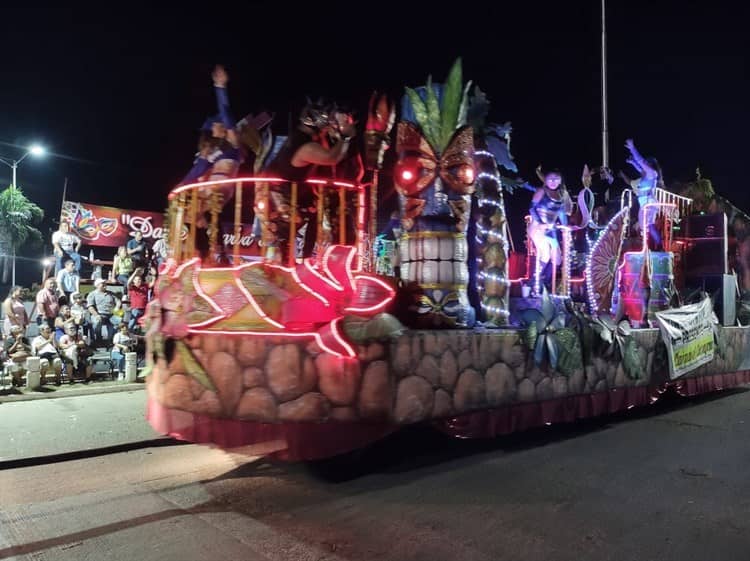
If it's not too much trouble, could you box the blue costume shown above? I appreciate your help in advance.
[529,187,568,291]
[180,85,242,186]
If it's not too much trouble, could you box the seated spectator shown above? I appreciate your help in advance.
[59,323,93,382]
[55,259,80,305]
[69,292,91,343]
[112,246,134,286]
[111,323,136,380]
[31,324,63,385]
[127,270,149,332]
[127,231,148,269]
[54,305,75,342]
[35,277,60,330]
[4,324,31,387]
[86,279,121,344]
[52,221,82,273]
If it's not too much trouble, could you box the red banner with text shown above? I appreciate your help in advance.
[61,201,165,247]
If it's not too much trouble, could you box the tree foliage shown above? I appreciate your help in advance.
[0,186,45,282]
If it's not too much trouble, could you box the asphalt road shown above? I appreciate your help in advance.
[0,390,159,462]
[1,386,749,560]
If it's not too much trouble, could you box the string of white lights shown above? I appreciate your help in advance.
[474,161,509,321]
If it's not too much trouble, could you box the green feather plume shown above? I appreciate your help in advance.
[405,87,431,142]
[440,58,463,149]
[456,79,473,129]
[424,75,442,149]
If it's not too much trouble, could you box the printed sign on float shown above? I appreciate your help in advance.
[654,296,715,379]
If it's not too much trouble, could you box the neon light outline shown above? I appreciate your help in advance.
[344,274,396,313]
[321,245,356,292]
[169,176,360,199]
[172,258,227,329]
[164,245,395,358]
[186,327,354,358]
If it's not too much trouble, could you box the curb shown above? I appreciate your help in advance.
[0,382,146,403]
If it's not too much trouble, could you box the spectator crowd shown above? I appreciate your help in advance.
[0,223,163,388]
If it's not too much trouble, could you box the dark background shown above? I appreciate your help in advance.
[0,1,746,286]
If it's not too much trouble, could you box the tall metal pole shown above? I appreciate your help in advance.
[11,161,16,286]
[601,0,609,169]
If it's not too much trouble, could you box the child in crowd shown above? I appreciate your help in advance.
[111,323,136,380]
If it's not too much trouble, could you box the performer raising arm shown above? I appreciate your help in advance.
[180,65,241,187]
[624,138,663,249]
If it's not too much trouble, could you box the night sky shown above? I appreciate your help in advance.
[0,1,746,284]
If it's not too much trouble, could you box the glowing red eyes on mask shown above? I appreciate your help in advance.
[395,159,475,197]
[394,159,421,195]
[457,165,474,184]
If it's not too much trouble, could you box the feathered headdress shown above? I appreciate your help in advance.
[402,58,472,154]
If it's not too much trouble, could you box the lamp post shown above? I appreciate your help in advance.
[0,145,46,191]
[0,144,46,286]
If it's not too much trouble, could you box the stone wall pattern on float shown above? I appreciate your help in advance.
[147,326,750,425]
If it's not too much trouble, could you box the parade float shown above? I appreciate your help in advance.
[145,60,750,461]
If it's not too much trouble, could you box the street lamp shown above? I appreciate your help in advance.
[0,144,46,189]
[0,144,46,285]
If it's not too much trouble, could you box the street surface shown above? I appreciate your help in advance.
[0,390,158,462]
[1,387,749,560]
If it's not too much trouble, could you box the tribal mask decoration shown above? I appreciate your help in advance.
[395,58,476,328]
[364,92,396,171]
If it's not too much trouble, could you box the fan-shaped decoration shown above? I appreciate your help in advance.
[586,207,630,314]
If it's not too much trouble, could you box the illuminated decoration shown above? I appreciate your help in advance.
[611,201,679,324]
[364,93,396,272]
[586,206,630,314]
[154,244,394,358]
[473,149,510,324]
[167,177,364,264]
[356,186,367,271]
[616,250,675,326]
[559,226,573,298]
[654,187,692,219]
[144,65,750,465]
[587,193,686,315]
[396,58,477,328]
[170,176,286,199]
[640,202,678,252]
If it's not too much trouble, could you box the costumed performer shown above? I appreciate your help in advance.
[528,168,572,292]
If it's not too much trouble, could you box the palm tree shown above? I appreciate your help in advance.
[0,186,44,284]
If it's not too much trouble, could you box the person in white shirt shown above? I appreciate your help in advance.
[152,233,168,268]
[31,324,63,385]
[52,221,82,273]
[111,323,135,379]
[55,259,80,304]
[59,323,92,381]
[69,291,91,343]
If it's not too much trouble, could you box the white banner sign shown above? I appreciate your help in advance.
[654,297,715,380]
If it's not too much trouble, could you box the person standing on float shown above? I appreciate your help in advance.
[179,65,242,262]
[528,169,572,292]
